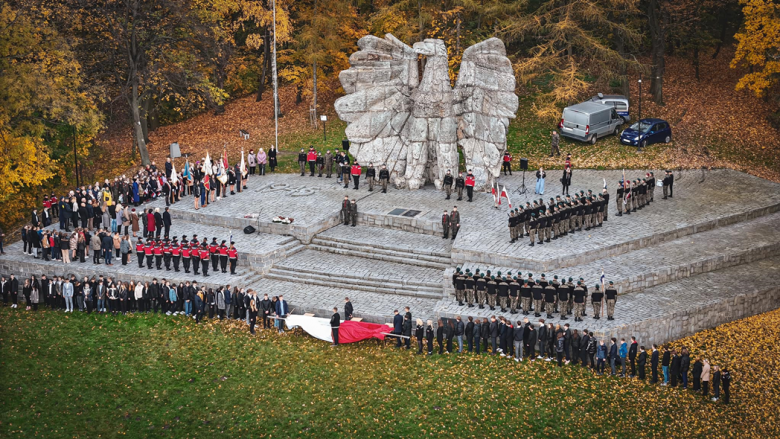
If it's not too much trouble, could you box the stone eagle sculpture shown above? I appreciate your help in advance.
[335,34,518,191]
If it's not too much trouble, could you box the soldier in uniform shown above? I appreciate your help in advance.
[154,240,163,270]
[557,279,569,319]
[307,146,317,176]
[442,210,450,239]
[455,172,465,201]
[497,276,509,312]
[631,180,638,212]
[508,211,517,243]
[341,196,351,226]
[475,272,487,309]
[316,152,325,177]
[508,275,520,313]
[647,172,655,203]
[350,162,362,190]
[591,284,604,319]
[486,275,498,311]
[616,181,624,217]
[443,170,454,199]
[350,199,358,227]
[379,165,390,193]
[449,207,460,240]
[573,281,586,322]
[366,163,376,191]
[325,150,333,178]
[136,238,145,268]
[532,279,544,317]
[605,281,618,320]
[341,159,351,188]
[144,239,154,269]
[454,270,466,306]
[463,268,476,308]
[544,281,557,318]
[602,188,610,221]
[520,279,532,315]
[297,148,307,176]
[528,212,538,246]
[182,238,191,273]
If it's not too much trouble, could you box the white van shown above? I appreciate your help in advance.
[559,102,624,144]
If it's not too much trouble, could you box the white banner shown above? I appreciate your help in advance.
[285,315,333,343]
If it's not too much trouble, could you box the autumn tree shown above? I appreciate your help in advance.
[501,0,642,120]
[731,0,780,98]
[0,4,100,205]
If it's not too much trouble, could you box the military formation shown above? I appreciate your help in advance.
[135,235,239,277]
[451,269,619,322]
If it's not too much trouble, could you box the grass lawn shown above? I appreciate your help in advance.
[2,306,777,438]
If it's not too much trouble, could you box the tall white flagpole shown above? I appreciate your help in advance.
[272,0,279,151]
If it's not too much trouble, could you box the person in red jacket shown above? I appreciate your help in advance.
[182,238,191,273]
[228,243,239,274]
[153,241,163,270]
[171,237,181,272]
[465,170,476,202]
[351,162,362,190]
[502,151,513,175]
[144,240,154,269]
[146,210,156,237]
[307,147,317,176]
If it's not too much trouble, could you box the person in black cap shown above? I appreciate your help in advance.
[591,284,604,319]
[443,170,454,199]
[210,237,219,272]
[171,237,181,272]
[366,162,376,191]
[228,242,238,274]
[379,165,390,193]
[191,235,200,275]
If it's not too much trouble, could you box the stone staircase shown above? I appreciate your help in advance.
[310,236,451,270]
[264,248,445,299]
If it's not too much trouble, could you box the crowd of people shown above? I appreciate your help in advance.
[0,277,730,404]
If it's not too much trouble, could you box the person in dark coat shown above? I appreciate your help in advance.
[436,319,444,354]
[344,297,353,321]
[670,350,681,387]
[330,308,340,346]
[425,320,434,355]
[473,318,482,354]
[445,320,454,353]
[402,315,412,349]
[628,337,638,377]
[637,346,648,380]
[465,316,474,352]
[721,368,731,404]
[393,310,403,347]
[163,207,172,238]
[489,316,499,354]
[680,348,691,389]
[414,319,424,354]
[692,358,703,391]
[650,345,660,383]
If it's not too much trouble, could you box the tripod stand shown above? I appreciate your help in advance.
[515,169,528,195]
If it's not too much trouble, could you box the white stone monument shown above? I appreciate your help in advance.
[335,34,518,191]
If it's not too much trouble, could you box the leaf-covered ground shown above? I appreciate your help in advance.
[1,306,778,438]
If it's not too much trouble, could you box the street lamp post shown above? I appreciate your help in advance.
[321,114,328,141]
[637,76,643,153]
[73,125,79,186]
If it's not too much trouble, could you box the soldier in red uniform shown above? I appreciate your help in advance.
[351,162,362,190]
[144,239,154,269]
[209,237,219,272]
[219,240,229,273]
[171,237,181,272]
[153,240,163,270]
[199,243,210,277]
[465,170,476,202]
[136,238,145,268]
[182,236,192,273]
[307,147,317,176]
[163,240,172,271]
[228,243,239,274]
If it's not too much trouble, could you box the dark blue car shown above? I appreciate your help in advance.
[620,118,672,147]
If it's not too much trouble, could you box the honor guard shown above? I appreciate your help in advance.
[171,238,181,272]
[378,165,390,193]
[209,238,220,272]
[455,172,465,200]
[591,284,604,319]
[366,163,376,191]
[199,243,210,276]
[443,170,454,199]
[228,243,238,274]
[605,281,618,320]
[442,210,450,239]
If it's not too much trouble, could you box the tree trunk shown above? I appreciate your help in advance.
[693,47,700,81]
[456,12,461,53]
[418,0,424,41]
[648,0,665,105]
[140,96,150,143]
[712,13,728,59]
[257,27,270,102]
[130,79,150,165]
[312,60,318,127]
[614,29,630,98]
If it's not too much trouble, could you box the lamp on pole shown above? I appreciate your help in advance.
[72,125,79,187]
[321,114,327,141]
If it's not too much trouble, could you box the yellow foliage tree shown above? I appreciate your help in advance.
[0,5,100,206]
[731,0,780,97]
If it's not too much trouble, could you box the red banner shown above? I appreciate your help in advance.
[338,320,388,343]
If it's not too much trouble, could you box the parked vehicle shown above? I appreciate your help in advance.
[559,101,624,144]
[620,118,672,147]
[590,93,630,122]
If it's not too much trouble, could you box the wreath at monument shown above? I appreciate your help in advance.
[272,216,294,224]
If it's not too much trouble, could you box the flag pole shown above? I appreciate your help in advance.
[272,0,279,153]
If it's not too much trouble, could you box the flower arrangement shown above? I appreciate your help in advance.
[272,216,294,224]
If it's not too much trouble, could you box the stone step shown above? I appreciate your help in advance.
[264,269,444,300]
[268,267,442,290]
[314,233,452,259]
[309,243,450,269]
[447,211,780,297]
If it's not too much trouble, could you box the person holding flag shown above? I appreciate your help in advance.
[499,185,512,209]
[491,182,499,209]
[465,170,475,202]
